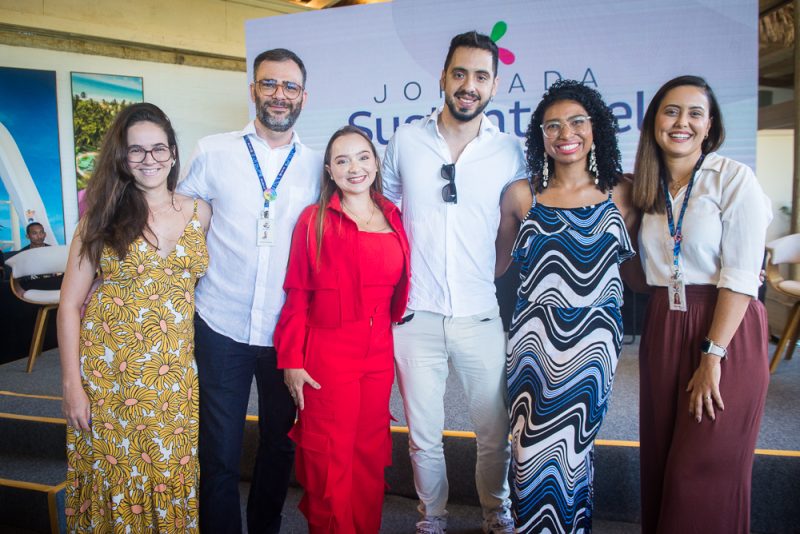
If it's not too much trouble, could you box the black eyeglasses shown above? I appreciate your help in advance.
[441,163,457,204]
[254,79,304,100]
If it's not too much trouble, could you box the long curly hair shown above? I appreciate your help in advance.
[525,80,622,193]
[79,103,179,264]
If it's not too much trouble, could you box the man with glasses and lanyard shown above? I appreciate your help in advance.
[178,48,321,534]
[382,31,527,534]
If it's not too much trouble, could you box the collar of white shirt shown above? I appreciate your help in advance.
[237,120,303,153]
[699,151,724,174]
[424,107,500,140]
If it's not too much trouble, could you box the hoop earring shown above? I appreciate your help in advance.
[542,156,549,188]
[588,143,599,185]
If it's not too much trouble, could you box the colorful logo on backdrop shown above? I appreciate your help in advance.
[491,21,515,65]
[347,8,645,147]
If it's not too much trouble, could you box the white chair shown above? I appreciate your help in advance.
[765,234,800,373]
[6,245,68,372]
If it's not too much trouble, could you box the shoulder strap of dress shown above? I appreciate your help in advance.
[193,198,199,214]
[529,181,537,207]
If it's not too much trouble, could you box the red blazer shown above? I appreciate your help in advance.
[274,192,411,369]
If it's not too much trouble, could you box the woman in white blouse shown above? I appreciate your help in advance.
[632,75,771,534]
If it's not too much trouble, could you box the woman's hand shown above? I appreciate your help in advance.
[686,354,724,422]
[62,381,91,432]
[284,368,321,411]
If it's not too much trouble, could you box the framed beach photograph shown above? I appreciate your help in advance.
[71,72,144,214]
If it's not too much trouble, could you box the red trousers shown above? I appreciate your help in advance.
[290,310,394,533]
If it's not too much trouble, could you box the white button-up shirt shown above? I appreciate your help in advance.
[639,152,772,298]
[178,121,322,346]
[382,110,527,317]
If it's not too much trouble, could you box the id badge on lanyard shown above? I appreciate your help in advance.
[244,136,295,247]
[257,207,276,247]
[662,154,704,312]
[668,259,687,312]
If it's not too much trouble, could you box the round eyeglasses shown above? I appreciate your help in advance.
[540,115,592,139]
[127,145,173,163]
[254,79,304,100]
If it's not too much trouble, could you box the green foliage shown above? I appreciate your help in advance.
[73,96,129,190]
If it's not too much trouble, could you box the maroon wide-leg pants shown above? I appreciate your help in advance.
[639,285,769,534]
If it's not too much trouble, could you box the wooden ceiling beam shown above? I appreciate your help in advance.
[759,99,795,128]
[760,74,796,87]
[760,64,796,79]
[302,0,350,7]
[760,46,794,67]
[222,0,313,12]
[0,22,246,71]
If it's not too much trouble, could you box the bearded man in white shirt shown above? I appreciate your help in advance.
[178,48,321,534]
[382,31,527,534]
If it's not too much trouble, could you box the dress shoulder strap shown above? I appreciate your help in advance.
[193,198,199,214]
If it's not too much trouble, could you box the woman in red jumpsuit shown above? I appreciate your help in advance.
[274,125,410,533]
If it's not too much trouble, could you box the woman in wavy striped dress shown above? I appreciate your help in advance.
[497,80,639,533]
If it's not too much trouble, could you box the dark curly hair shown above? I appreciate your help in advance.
[525,80,622,193]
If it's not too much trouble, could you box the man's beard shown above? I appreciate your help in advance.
[444,90,490,122]
[255,96,302,132]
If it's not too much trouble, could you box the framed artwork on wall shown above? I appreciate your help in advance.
[0,66,65,249]
[71,72,144,214]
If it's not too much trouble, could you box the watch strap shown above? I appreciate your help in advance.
[701,337,727,359]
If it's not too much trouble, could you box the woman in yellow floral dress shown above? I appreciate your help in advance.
[58,103,211,532]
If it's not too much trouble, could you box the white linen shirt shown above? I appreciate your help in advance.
[382,109,527,317]
[639,152,772,299]
[178,122,321,346]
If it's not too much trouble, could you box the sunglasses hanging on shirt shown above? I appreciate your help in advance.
[441,163,457,204]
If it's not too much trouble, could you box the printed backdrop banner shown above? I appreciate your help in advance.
[245,0,757,171]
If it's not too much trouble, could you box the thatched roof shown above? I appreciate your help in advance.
[759,0,795,87]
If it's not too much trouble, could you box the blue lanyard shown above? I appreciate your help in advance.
[243,136,296,209]
[661,154,705,273]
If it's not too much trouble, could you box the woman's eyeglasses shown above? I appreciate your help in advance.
[127,145,172,163]
[540,115,592,139]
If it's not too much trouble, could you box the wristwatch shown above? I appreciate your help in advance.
[700,337,727,359]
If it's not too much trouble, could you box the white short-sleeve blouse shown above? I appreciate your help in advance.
[639,152,772,298]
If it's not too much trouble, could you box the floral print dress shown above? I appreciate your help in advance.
[66,205,207,533]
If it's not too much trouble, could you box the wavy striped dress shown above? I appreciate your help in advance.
[507,195,633,533]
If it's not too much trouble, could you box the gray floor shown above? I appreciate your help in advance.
[3,340,797,450]
[243,340,800,451]
[241,484,642,534]
[1,341,797,533]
